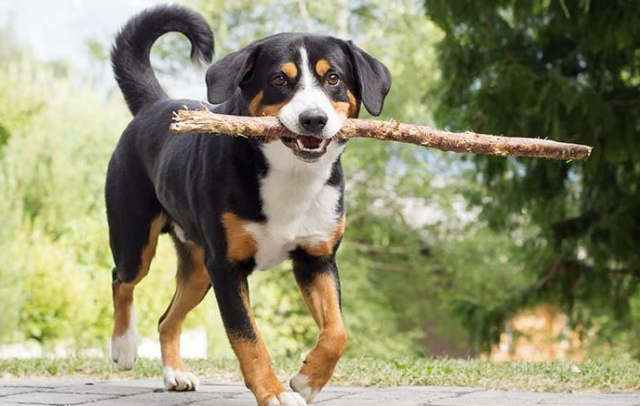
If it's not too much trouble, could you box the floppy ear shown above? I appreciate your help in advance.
[206,46,259,104]
[347,41,392,116]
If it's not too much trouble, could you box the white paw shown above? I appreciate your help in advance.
[163,367,199,391]
[290,373,319,403]
[111,316,138,371]
[267,392,307,406]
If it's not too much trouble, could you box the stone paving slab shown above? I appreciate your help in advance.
[0,388,39,398]
[0,391,115,405]
[0,379,638,406]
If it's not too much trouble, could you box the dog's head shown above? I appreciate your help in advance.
[205,33,391,162]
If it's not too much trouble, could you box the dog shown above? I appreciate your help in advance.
[107,5,390,406]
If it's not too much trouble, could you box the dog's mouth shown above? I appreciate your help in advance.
[281,135,331,162]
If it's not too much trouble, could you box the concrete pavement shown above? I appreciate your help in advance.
[0,379,638,406]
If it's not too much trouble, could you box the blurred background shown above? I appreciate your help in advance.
[1,0,639,363]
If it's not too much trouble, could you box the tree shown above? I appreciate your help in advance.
[424,0,640,352]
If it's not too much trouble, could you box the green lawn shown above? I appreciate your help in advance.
[1,356,639,393]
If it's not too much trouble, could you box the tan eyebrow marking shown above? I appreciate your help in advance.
[281,62,298,80]
[315,59,331,77]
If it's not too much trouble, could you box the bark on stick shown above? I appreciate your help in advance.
[170,108,592,161]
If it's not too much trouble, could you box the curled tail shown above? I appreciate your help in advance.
[111,5,214,115]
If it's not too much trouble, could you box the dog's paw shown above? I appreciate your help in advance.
[265,391,307,406]
[111,325,138,371]
[163,367,199,391]
[290,373,319,403]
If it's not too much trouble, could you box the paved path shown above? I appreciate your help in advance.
[0,379,638,406]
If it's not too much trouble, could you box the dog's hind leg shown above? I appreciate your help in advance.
[110,212,165,370]
[107,167,166,370]
[158,236,210,391]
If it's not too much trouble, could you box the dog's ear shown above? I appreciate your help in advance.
[206,46,259,104]
[347,41,391,116]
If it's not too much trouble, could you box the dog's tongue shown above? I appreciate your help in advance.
[299,136,322,149]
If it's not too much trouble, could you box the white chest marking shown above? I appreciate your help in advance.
[247,141,345,270]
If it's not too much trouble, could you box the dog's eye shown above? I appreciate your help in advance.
[272,75,287,87]
[327,73,340,86]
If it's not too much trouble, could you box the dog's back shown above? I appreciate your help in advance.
[107,5,233,251]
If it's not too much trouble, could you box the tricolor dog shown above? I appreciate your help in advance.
[107,5,390,406]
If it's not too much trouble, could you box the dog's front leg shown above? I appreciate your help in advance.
[290,252,347,403]
[209,258,306,406]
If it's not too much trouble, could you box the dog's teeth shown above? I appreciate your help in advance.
[293,137,327,152]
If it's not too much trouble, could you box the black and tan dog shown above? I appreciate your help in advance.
[107,5,390,406]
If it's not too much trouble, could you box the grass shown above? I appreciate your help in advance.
[1,356,639,393]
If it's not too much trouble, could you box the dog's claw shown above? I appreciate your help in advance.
[266,392,307,406]
[290,373,319,403]
[163,368,199,391]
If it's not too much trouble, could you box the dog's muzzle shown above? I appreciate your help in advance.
[279,109,334,162]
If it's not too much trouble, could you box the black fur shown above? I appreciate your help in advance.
[291,249,342,305]
[111,5,214,115]
[205,45,260,104]
[346,41,392,116]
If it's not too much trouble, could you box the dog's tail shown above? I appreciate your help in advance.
[111,5,214,116]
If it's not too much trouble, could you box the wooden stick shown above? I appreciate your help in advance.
[170,108,592,161]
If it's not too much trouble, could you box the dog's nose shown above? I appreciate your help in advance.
[299,109,328,133]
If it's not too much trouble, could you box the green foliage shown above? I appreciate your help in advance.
[0,52,127,346]
[0,51,230,350]
[424,0,640,352]
[0,37,43,153]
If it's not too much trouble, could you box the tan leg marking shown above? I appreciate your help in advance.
[281,62,298,80]
[113,283,135,338]
[113,214,166,337]
[159,244,210,378]
[229,283,286,406]
[221,212,258,262]
[112,214,165,371]
[294,272,347,394]
[315,59,331,77]
[300,216,346,257]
